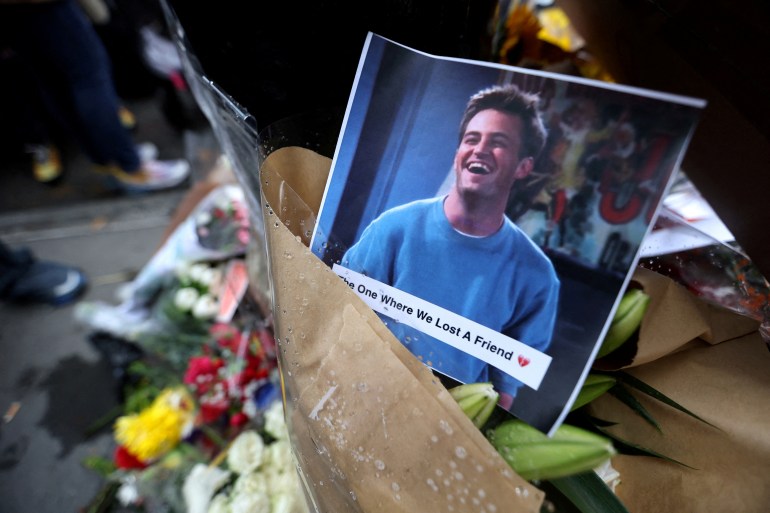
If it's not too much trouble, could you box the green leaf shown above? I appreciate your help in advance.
[614,371,720,429]
[81,455,117,477]
[543,471,630,513]
[608,383,661,431]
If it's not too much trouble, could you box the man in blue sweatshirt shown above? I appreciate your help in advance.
[342,84,560,409]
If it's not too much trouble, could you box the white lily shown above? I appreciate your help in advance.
[594,458,621,492]
[182,463,231,513]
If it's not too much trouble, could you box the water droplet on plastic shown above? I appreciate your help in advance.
[454,446,467,459]
[374,460,385,471]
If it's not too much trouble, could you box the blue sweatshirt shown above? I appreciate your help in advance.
[342,196,560,396]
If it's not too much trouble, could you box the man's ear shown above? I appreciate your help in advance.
[514,157,534,179]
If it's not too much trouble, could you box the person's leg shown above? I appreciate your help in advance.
[12,0,141,170]
[0,239,86,306]
[1,1,189,192]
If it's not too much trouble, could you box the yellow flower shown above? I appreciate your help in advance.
[115,387,195,461]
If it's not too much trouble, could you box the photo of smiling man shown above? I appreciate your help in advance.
[341,84,561,409]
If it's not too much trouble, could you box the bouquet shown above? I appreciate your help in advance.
[252,144,770,513]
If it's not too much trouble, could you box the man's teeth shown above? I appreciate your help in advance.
[468,163,490,174]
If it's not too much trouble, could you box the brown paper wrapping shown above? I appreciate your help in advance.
[597,267,760,370]
[589,267,770,512]
[590,332,770,512]
[258,147,543,512]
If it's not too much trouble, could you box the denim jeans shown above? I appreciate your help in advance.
[0,0,140,171]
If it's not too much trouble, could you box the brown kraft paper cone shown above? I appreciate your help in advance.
[257,146,544,513]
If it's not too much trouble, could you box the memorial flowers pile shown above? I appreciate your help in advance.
[79,184,297,512]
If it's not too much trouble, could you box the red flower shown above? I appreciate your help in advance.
[114,445,148,470]
[199,399,229,424]
[229,412,249,428]
[184,356,225,395]
[211,323,244,353]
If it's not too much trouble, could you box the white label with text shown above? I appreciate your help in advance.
[333,264,552,390]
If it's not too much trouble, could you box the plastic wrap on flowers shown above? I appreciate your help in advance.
[638,206,770,345]
[256,143,544,513]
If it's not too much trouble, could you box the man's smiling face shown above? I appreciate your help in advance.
[453,109,530,202]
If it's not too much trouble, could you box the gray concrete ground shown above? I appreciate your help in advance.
[0,93,218,512]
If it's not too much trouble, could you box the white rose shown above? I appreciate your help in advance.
[264,439,294,475]
[174,287,200,312]
[264,400,289,440]
[229,488,270,513]
[207,493,231,513]
[192,294,220,320]
[271,490,310,513]
[188,263,211,284]
[199,266,223,290]
[266,468,300,497]
[227,431,265,474]
[233,470,269,495]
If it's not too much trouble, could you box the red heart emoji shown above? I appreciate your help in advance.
[518,355,530,367]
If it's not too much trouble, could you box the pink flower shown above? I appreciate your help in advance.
[237,227,250,246]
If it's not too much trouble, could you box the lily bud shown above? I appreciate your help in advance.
[489,420,616,481]
[598,288,650,358]
[449,382,499,429]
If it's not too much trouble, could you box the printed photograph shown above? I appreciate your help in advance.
[312,33,704,433]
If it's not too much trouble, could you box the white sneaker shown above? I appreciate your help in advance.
[95,158,191,193]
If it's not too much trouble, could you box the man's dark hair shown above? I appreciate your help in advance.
[458,84,547,160]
